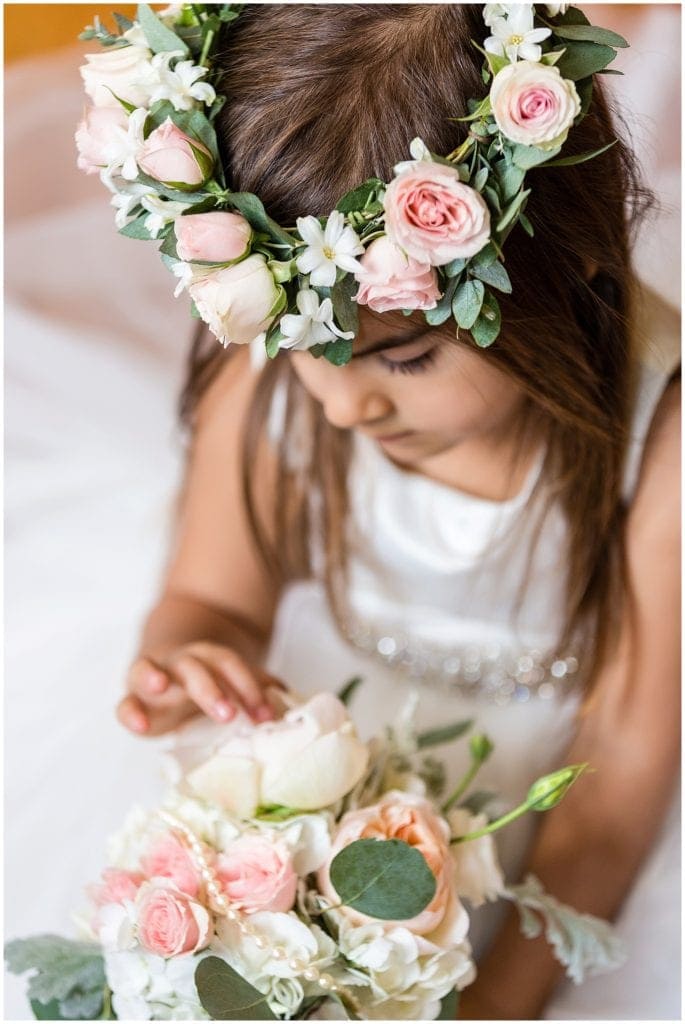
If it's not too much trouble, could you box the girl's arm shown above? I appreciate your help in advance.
[117,345,285,735]
[459,378,681,1020]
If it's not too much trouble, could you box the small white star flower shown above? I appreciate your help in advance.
[295,211,364,288]
[140,195,189,238]
[485,5,551,63]
[545,3,569,15]
[171,260,194,297]
[483,4,507,28]
[393,136,433,175]
[148,51,216,111]
[106,179,150,228]
[279,289,354,351]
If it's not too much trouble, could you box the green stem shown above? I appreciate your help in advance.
[441,759,481,814]
[200,27,215,67]
[446,135,475,164]
[450,799,529,844]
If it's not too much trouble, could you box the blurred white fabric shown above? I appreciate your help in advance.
[4,16,681,1020]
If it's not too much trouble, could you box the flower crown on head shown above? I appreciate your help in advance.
[76,3,628,366]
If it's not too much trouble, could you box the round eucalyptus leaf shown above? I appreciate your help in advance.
[330,838,437,920]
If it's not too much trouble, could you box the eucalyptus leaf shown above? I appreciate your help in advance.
[555,7,591,26]
[425,280,456,326]
[575,77,594,122]
[470,292,501,348]
[324,338,354,366]
[159,229,179,260]
[552,24,628,48]
[472,260,511,294]
[444,257,467,278]
[113,12,134,31]
[330,838,436,919]
[336,178,383,214]
[497,188,531,232]
[227,192,296,247]
[459,789,497,815]
[543,140,617,167]
[119,215,154,240]
[473,166,489,192]
[518,212,534,237]
[416,719,473,749]
[337,675,364,706]
[30,998,68,1020]
[265,328,285,359]
[453,279,484,330]
[470,242,497,270]
[437,988,460,1020]
[331,276,359,335]
[496,159,525,203]
[483,184,502,214]
[195,957,276,1020]
[137,3,190,56]
[511,144,560,170]
[555,42,617,81]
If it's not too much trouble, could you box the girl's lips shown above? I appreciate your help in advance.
[374,430,414,444]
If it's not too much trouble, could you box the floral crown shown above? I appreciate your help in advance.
[76,3,627,366]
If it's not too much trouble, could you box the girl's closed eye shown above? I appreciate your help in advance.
[378,346,438,375]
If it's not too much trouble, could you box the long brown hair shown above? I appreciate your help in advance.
[179,4,653,689]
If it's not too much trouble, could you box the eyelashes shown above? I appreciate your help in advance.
[379,348,438,375]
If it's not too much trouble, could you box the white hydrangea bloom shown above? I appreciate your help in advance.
[148,51,216,111]
[97,900,138,953]
[295,212,364,287]
[485,5,551,62]
[279,289,353,351]
[105,949,210,1021]
[106,803,156,868]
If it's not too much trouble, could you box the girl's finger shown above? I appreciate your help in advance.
[169,653,237,723]
[198,644,272,719]
[127,656,169,698]
[116,694,150,734]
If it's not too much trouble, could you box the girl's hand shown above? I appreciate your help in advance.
[116,641,286,737]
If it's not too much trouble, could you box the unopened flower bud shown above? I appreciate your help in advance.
[526,763,589,812]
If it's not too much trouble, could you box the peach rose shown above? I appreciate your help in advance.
[175,211,252,263]
[87,867,144,908]
[137,118,213,189]
[80,42,155,110]
[490,61,581,150]
[216,836,297,914]
[384,162,490,266]
[140,833,203,898]
[353,235,440,313]
[188,254,281,347]
[75,105,129,174]
[136,880,211,958]
[318,791,469,949]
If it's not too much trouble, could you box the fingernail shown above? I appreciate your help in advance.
[132,716,148,733]
[147,672,166,693]
[214,701,235,722]
[254,704,274,723]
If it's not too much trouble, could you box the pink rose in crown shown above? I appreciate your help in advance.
[138,118,214,188]
[318,791,469,949]
[136,879,211,957]
[384,161,490,265]
[490,61,581,150]
[140,832,205,898]
[216,835,298,914]
[175,211,253,263]
[75,105,129,174]
[354,235,440,313]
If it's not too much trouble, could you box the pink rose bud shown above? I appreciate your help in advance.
[490,61,581,151]
[138,118,214,189]
[175,211,252,263]
[75,105,129,175]
[215,836,298,914]
[136,880,211,957]
[140,832,204,898]
[354,235,440,313]
[384,161,491,266]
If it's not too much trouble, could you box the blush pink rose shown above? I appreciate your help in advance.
[490,61,581,150]
[188,254,281,347]
[216,836,297,914]
[140,833,203,898]
[87,867,144,908]
[353,235,440,313]
[80,42,154,109]
[138,118,213,188]
[384,162,490,266]
[175,211,252,263]
[75,105,128,174]
[318,791,469,950]
[136,880,211,958]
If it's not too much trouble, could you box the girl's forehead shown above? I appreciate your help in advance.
[353,307,447,357]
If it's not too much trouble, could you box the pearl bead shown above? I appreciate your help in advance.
[253,936,268,950]
[226,908,239,921]
[303,967,320,982]
[288,957,307,973]
[239,920,255,936]
[318,975,333,991]
[271,946,287,961]
[201,868,214,881]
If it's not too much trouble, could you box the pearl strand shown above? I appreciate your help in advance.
[155,811,360,1014]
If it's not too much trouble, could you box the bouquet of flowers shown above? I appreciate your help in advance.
[6,683,624,1020]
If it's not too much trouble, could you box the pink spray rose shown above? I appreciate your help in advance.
[75,105,129,174]
[318,791,469,950]
[216,836,298,914]
[175,211,252,263]
[136,879,211,958]
[384,161,490,266]
[188,254,281,347]
[140,833,203,898]
[354,235,440,313]
[87,867,144,908]
[138,118,213,189]
[490,61,581,150]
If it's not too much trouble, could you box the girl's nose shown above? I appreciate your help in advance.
[323,382,393,431]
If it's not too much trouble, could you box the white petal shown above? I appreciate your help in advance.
[297,289,320,317]
[280,313,308,339]
[323,210,345,248]
[296,215,325,246]
[484,36,505,56]
[508,3,534,33]
[296,248,324,275]
[505,41,520,62]
[336,253,364,274]
[310,322,337,345]
[316,298,334,323]
[309,262,337,287]
[519,41,542,61]
[526,27,552,43]
[337,226,364,256]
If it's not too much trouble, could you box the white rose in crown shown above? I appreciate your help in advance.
[181,693,369,817]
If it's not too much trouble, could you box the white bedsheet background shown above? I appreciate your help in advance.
[4,20,681,1020]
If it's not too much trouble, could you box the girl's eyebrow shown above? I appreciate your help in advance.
[351,325,431,360]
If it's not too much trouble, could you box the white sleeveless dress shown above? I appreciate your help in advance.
[263,287,681,1020]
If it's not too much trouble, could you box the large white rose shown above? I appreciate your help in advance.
[80,42,156,109]
[448,808,506,907]
[188,254,282,347]
[490,60,581,150]
[185,693,369,816]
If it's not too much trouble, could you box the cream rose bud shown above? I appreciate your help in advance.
[80,41,155,109]
[135,880,211,958]
[354,235,440,313]
[188,254,281,347]
[75,105,129,174]
[384,162,490,266]
[137,118,214,189]
[490,61,581,150]
[175,211,252,263]
[447,808,505,907]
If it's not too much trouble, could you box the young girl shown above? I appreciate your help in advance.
[112,6,680,1018]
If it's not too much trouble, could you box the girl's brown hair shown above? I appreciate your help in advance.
[179,4,653,691]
